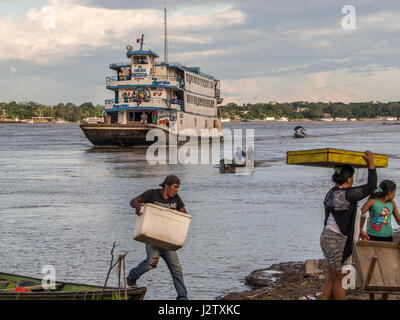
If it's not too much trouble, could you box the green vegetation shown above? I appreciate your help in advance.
[0,101,104,122]
[3,100,400,122]
[219,101,400,120]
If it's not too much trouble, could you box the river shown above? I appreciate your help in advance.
[0,121,399,299]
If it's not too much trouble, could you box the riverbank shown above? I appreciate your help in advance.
[219,230,400,300]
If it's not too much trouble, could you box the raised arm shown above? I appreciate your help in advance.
[346,151,377,202]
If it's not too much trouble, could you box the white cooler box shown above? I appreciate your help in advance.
[133,203,191,251]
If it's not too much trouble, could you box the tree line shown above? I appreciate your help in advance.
[219,101,400,120]
[0,101,104,122]
[3,100,400,122]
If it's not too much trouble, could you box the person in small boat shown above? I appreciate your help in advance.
[360,179,400,300]
[294,126,306,137]
[127,175,189,300]
[247,146,254,161]
[233,147,245,163]
[320,151,376,300]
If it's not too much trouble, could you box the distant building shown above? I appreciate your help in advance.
[296,107,310,112]
[270,101,277,105]
[264,117,275,121]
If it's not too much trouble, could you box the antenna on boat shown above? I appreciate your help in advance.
[140,34,144,51]
[164,1,168,64]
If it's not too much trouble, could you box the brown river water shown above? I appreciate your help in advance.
[0,121,399,299]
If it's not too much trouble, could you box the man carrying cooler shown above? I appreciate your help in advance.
[127,175,189,300]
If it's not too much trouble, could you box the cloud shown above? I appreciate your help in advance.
[221,67,400,104]
[2,0,400,104]
[0,0,244,64]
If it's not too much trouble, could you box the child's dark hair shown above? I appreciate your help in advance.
[332,165,355,185]
[371,180,396,199]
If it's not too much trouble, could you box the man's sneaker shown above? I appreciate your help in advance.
[127,276,137,287]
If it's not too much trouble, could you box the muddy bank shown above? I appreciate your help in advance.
[219,230,400,300]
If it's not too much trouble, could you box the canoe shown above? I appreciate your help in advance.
[0,272,146,300]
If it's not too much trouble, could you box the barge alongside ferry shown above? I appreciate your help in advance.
[80,35,223,147]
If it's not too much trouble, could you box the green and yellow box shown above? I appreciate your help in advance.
[286,148,388,168]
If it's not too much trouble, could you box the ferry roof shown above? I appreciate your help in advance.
[127,50,159,58]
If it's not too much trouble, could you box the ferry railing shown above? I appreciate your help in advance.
[158,62,215,80]
[105,98,185,111]
[109,62,131,68]
[106,75,185,89]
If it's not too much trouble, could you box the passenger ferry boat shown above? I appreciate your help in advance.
[80,35,223,147]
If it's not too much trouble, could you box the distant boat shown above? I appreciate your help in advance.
[220,118,230,122]
[294,126,307,138]
[0,272,146,300]
[219,159,254,174]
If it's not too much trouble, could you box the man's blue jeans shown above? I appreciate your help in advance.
[129,244,188,300]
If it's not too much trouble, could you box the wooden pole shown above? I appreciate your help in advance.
[101,242,117,300]
[123,256,128,300]
[118,256,122,300]
[365,256,377,289]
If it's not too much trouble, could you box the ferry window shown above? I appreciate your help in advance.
[138,56,147,64]
[194,118,197,126]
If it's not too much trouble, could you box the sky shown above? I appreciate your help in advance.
[0,0,399,105]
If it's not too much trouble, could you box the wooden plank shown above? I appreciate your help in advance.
[355,245,384,287]
[365,256,377,289]
[353,245,368,289]
[353,241,400,292]
[374,246,400,287]
[356,240,399,249]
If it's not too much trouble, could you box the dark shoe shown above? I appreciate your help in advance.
[127,276,137,287]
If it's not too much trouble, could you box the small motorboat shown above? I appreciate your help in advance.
[219,159,254,174]
[294,126,307,138]
[0,271,146,300]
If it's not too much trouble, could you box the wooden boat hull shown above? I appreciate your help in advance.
[0,272,146,300]
[219,159,254,174]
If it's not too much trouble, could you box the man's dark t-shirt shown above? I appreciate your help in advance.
[139,189,185,211]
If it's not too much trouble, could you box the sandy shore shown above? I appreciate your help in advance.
[219,230,400,300]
